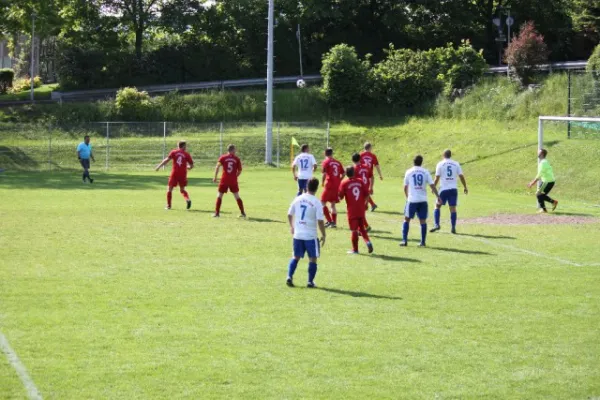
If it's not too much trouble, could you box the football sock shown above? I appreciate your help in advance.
[359,226,371,243]
[181,190,190,201]
[167,192,173,208]
[82,172,86,181]
[323,206,332,223]
[308,262,318,283]
[351,231,359,252]
[288,258,299,278]
[434,209,441,226]
[332,213,337,224]
[450,212,457,229]
[368,197,376,207]
[215,197,222,214]
[420,224,427,244]
[236,198,245,214]
[402,222,409,242]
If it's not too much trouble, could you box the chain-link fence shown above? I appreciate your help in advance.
[567,70,600,139]
[0,122,330,171]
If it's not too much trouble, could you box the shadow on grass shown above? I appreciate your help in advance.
[368,254,421,263]
[249,217,285,224]
[370,235,398,242]
[428,246,493,255]
[374,210,404,216]
[0,171,214,190]
[462,140,559,166]
[552,211,596,217]
[455,233,515,240]
[318,287,402,300]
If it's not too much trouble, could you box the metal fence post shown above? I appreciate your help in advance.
[567,70,572,139]
[219,122,224,155]
[105,122,110,171]
[326,121,330,148]
[163,121,167,170]
[48,129,52,171]
[276,122,280,168]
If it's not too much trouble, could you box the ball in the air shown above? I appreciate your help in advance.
[296,79,306,88]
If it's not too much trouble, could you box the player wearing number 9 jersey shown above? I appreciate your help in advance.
[352,153,372,232]
[155,141,194,210]
[213,144,246,218]
[321,148,344,228]
[339,167,373,254]
[401,155,440,247]
[431,149,468,234]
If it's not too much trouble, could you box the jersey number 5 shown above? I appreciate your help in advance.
[447,166,453,177]
[227,162,234,173]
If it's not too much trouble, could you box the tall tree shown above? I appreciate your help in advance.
[573,0,600,42]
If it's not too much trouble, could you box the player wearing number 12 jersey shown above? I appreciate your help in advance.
[292,144,318,196]
[360,142,383,212]
[321,148,344,228]
[339,166,373,254]
[213,144,246,218]
[155,141,194,210]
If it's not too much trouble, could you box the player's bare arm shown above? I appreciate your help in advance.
[459,174,468,194]
[375,165,383,180]
[404,185,409,199]
[213,163,221,183]
[291,165,298,181]
[321,171,326,187]
[430,184,440,200]
[433,175,441,187]
[318,220,326,247]
[528,177,539,188]
[155,157,170,171]
[287,214,295,235]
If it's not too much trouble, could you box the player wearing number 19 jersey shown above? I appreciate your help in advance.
[321,148,344,228]
[431,149,468,234]
[213,144,246,218]
[339,166,373,254]
[155,141,194,210]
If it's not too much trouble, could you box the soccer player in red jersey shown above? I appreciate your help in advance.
[155,140,194,210]
[339,166,374,254]
[321,147,344,228]
[360,142,383,212]
[213,144,246,218]
[352,153,372,232]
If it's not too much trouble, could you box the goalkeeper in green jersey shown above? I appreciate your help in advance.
[528,149,558,213]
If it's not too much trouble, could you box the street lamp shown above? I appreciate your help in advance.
[30,12,36,103]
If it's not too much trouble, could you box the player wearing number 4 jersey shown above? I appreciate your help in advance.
[213,144,246,218]
[292,144,318,196]
[400,155,440,247]
[155,141,194,210]
[360,142,383,212]
[430,149,468,234]
[321,148,344,228]
[339,166,373,254]
[287,178,327,288]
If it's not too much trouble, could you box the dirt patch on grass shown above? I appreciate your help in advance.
[464,213,598,225]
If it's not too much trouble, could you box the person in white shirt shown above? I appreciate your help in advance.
[286,178,326,288]
[431,149,468,234]
[292,144,318,196]
[400,155,440,247]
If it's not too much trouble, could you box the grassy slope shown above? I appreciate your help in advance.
[0,84,59,102]
[0,170,599,399]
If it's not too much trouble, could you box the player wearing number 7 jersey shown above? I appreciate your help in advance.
[155,140,194,210]
[339,166,373,255]
[213,144,246,218]
[431,149,468,234]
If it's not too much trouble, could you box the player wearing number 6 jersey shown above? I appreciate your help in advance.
[155,141,194,210]
[287,178,327,288]
[431,149,468,234]
[321,148,344,228]
[339,166,373,255]
[400,155,440,247]
[292,144,318,196]
[213,144,246,218]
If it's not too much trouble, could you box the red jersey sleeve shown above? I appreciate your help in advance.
[186,152,194,166]
[372,153,379,166]
[168,150,176,160]
[237,156,243,173]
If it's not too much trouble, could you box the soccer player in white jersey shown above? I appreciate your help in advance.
[430,149,468,234]
[400,155,440,247]
[292,144,318,196]
[286,178,327,288]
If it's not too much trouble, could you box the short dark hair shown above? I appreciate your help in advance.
[444,149,452,158]
[414,155,424,166]
[301,144,309,152]
[540,148,548,157]
[228,144,236,152]
[84,135,90,139]
[307,178,319,193]
[325,147,333,157]
[346,166,355,178]
[178,140,187,149]
[352,153,360,163]
[364,142,372,151]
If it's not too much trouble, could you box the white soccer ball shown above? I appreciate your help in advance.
[296,79,306,88]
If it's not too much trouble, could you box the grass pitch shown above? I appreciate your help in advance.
[1,168,599,399]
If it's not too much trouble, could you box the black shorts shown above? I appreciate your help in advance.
[80,159,90,169]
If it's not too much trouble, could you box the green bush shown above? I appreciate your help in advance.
[115,87,156,120]
[587,44,600,80]
[0,69,14,94]
[320,44,371,107]
[11,76,43,93]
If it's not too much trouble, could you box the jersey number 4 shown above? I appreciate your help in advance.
[176,156,184,166]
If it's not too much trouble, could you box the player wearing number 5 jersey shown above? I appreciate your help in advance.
[339,166,373,255]
[400,155,440,247]
[292,144,318,196]
[213,144,246,218]
[431,149,468,234]
[287,178,327,288]
[321,148,344,228]
[352,153,372,232]
[360,142,383,212]
[155,141,194,210]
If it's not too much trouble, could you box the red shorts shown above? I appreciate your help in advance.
[218,181,239,194]
[348,216,366,231]
[168,174,187,188]
[321,188,339,203]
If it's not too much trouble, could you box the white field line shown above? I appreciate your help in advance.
[0,331,43,400]
[448,233,583,267]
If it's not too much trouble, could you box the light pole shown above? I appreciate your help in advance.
[30,12,36,103]
[265,0,274,165]
[296,24,303,78]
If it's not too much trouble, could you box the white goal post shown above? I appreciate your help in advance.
[538,116,600,158]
